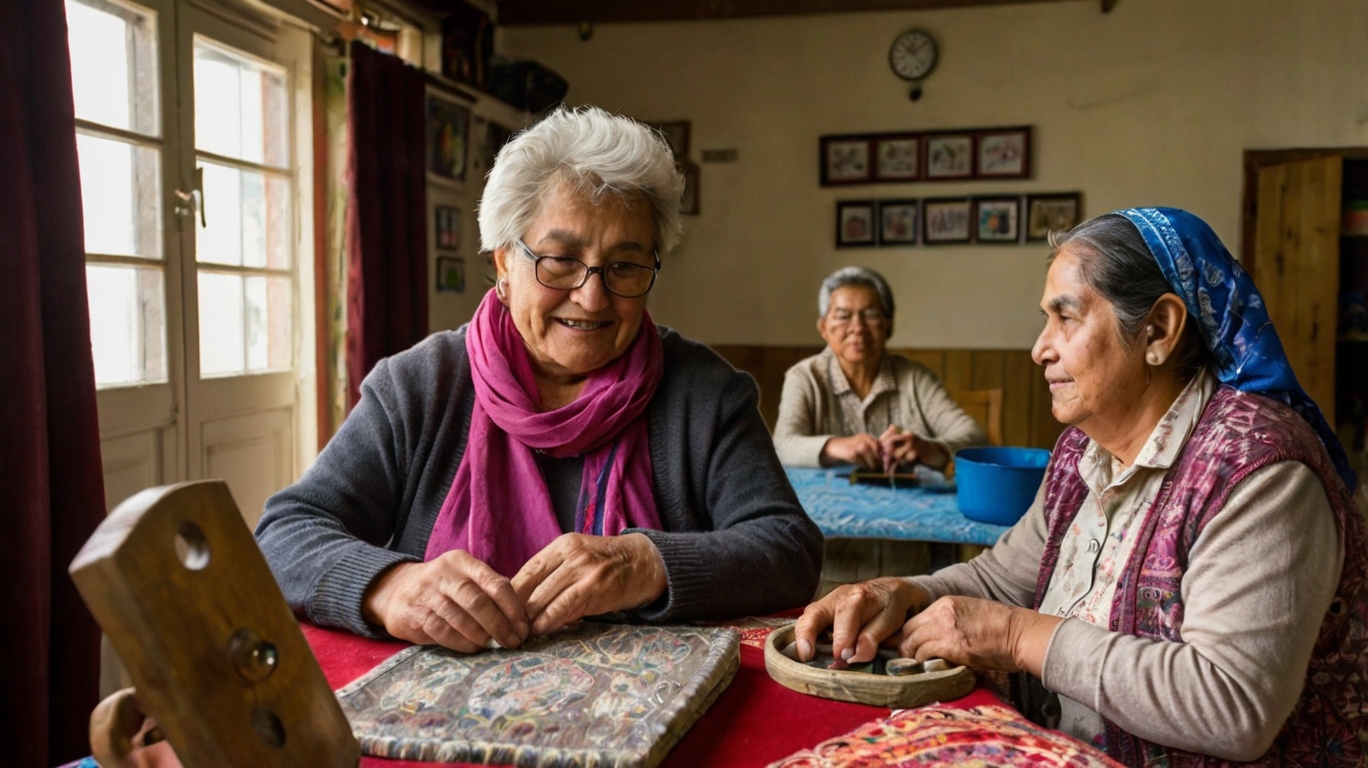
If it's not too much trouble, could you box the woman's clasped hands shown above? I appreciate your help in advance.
[822,426,947,473]
[361,532,667,652]
[792,577,1061,676]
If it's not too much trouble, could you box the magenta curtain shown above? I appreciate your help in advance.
[345,42,429,409]
[0,0,107,765]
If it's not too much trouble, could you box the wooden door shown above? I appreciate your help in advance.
[1253,156,1341,423]
[175,4,317,529]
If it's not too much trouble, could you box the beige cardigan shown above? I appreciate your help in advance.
[772,348,987,467]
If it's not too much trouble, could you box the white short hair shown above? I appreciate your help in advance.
[478,105,685,255]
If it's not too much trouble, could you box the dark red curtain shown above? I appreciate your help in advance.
[0,0,107,765]
[346,42,429,409]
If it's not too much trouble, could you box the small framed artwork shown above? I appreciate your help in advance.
[821,135,873,185]
[974,197,1021,243]
[434,206,460,250]
[649,121,691,159]
[924,133,974,180]
[873,135,920,181]
[923,197,972,244]
[679,161,700,216]
[976,127,1031,179]
[1026,193,1083,242]
[879,199,919,246]
[427,91,471,182]
[436,256,465,293]
[836,200,878,247]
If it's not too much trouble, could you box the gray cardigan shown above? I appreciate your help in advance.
[255,325,825,638]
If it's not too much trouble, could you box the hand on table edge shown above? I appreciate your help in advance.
[361,550,531,652]
[820,433,885,471]
[899,595,1062,677]
[793,576,931,665]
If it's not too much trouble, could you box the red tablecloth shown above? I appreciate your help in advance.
[302,623,1004,768]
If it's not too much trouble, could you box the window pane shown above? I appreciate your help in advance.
[194,39,288,168]
[197,163,290,268]
[199,271,244,376]
[87,264,166,387]
[77,133,162,259]
[66,0,158,135]
[197,162,242,266]
[244,276,293,372]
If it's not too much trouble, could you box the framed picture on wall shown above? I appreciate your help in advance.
[436,256,465,293]
[923,197,972,244]
[434,206,460,250]
[976,127,1031,179]
[873,135,920,181]
[879,199,919,245]
[836,200,877,247]
[1025,193,1083,241]
[427,91,471,182]
[924,133,974,180]
[821,135,873,185]
[974,197,1021,243]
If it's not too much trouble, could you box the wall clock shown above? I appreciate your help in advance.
[889,28,938,100]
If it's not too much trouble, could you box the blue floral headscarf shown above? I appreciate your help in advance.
[1115,207,1356,493]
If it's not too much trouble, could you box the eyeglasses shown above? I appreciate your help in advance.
[827,308,888,327]
[514,239,660,298]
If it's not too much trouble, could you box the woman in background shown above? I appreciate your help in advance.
[773,266,986,473]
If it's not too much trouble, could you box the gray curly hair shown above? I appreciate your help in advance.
[818,266,895,319]
[478,105,685,255]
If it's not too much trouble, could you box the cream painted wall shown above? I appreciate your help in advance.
[497,0,1368,348]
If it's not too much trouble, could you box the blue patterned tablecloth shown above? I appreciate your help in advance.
[785,467,1010,547]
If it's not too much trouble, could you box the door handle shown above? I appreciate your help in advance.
[173,167,207,228]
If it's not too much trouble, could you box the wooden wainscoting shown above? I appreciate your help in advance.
[711,345,1065,451]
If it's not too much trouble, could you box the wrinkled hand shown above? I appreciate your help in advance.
[793,577,931,664]
[898,595,1061,675]
[821,433,884,471]
[512,532,667,637]
[877,427,949,472]
[362,549,530,653]
[90,688,181,768]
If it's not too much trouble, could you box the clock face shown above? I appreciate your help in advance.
[889,29,938,82]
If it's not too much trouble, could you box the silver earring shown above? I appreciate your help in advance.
[1147,352,1160,365]
[496,278,507,300]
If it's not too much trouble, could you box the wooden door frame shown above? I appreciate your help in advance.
[1242,147,1368,275]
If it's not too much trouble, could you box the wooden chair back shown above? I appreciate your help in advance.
[69,480,360,767]
[951,388,1004,446]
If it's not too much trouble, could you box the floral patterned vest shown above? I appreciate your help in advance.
[1033,385,1368,767]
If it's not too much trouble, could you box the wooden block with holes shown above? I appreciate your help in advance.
[69,480,360,768]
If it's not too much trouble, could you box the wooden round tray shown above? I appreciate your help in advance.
[763,623,975,708]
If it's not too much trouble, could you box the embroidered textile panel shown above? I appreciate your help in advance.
[337,623,739,767]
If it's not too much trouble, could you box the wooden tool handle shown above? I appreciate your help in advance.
[70,480,360,767]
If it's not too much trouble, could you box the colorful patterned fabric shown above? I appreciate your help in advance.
[1038,372,1214,627]
[768,704,1123,767]
[1035,386,1368,766]
[1116,207,1357,492]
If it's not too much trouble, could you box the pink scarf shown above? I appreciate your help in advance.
[424,289,665,577]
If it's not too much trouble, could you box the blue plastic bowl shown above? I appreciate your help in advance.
[954,447,1051,526]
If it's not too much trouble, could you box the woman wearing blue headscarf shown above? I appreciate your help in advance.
[795,208,1368,765]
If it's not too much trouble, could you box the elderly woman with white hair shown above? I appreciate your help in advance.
[253,106,824,654]
[773,266,986,473]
